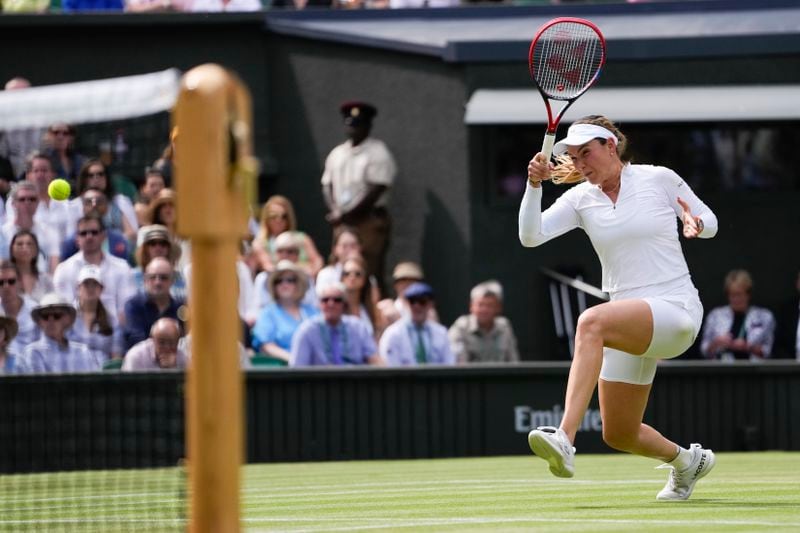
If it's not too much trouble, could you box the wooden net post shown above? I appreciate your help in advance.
[173,63,257,533]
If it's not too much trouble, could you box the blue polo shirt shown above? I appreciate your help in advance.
[122,292,185,351]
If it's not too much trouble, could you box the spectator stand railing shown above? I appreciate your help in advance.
[541,267,608,358]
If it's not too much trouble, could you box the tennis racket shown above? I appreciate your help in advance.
[529,17,606,161]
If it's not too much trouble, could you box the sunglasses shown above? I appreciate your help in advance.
[145,273,172,281]
[275,277,298,285]
[276,248,299,255]
[408,297,431,306]
[147,240,170,247]
[82,197,107,205]
[40,311,65,321]
[87,171,106,178]
[78,229,101,237]
[320,296,344,304]
[0,278,17,286]
[343,270,364,278]
[16,196,38,204]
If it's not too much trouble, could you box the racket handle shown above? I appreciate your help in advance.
[541,132,556,162]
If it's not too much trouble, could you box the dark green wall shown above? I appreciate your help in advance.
[264,34,471,320]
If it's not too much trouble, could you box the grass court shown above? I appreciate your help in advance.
[1,452,798,531]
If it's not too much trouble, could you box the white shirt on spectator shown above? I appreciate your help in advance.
[6,295,41,358]
[181,0,261,11]
[15,336,103,374]
[53,252,135,320]
[6,197,74,244]
[122,338,189,371]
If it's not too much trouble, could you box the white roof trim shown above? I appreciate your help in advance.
[0,69,181,130]
[464,85,800,125]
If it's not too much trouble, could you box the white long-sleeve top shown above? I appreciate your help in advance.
[519,164,717,296]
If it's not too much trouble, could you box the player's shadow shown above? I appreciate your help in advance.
[664,500,799,508]
[578,500,798,509]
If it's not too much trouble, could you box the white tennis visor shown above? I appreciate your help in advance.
[553,124,619,155]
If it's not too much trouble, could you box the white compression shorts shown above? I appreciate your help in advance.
[599,277,704,386]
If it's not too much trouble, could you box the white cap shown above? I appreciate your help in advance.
[77,264,103,286]
[553,123,618,156]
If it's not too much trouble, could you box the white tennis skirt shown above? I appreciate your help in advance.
[599,275,703,385]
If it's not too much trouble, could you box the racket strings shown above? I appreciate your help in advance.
[532,23,604,100]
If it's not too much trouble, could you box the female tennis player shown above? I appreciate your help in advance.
[519,115,718,501]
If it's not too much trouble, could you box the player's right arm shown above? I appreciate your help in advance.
[519,157,580,248]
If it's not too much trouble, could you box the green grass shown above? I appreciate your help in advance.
[2,453,799,531]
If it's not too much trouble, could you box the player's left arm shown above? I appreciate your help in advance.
[665,171,718,239]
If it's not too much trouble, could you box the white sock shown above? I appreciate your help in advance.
[669,445,693,470]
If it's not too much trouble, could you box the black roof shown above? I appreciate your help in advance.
[264,0,800,62]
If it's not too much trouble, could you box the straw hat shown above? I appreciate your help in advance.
[135,224,181,265]
[268,260,308,301]
[392,261,424,282]
[146,188,176,224]
[31,293,77,325]
[0,308,19,341]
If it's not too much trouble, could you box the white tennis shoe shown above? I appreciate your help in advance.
[656,443,715,501]
[528,426,575,478]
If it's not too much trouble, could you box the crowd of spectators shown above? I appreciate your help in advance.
[0,0,653,14]
[0,80,797,376]
[0,0,511,14]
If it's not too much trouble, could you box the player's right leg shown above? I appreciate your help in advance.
[528,299,653,477]
[560,299,655,441]
[528,426,575,478]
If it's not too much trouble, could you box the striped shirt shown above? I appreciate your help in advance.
[15,336,103,374]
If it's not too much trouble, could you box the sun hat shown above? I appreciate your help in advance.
[392,262,424,282]
[146,188,176,224]
[135,224,181,265]
[267,260,308,301]
[31,293,77,324]
[273,231,300,252]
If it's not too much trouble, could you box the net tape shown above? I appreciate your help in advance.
[532,22,604,101]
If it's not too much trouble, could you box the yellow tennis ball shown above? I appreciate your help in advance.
[48,179,71,201]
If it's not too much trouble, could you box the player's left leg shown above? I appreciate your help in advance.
[599,378,715,501]
[598,379,677,461]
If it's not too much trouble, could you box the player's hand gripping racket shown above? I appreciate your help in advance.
[529,18,606,161]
